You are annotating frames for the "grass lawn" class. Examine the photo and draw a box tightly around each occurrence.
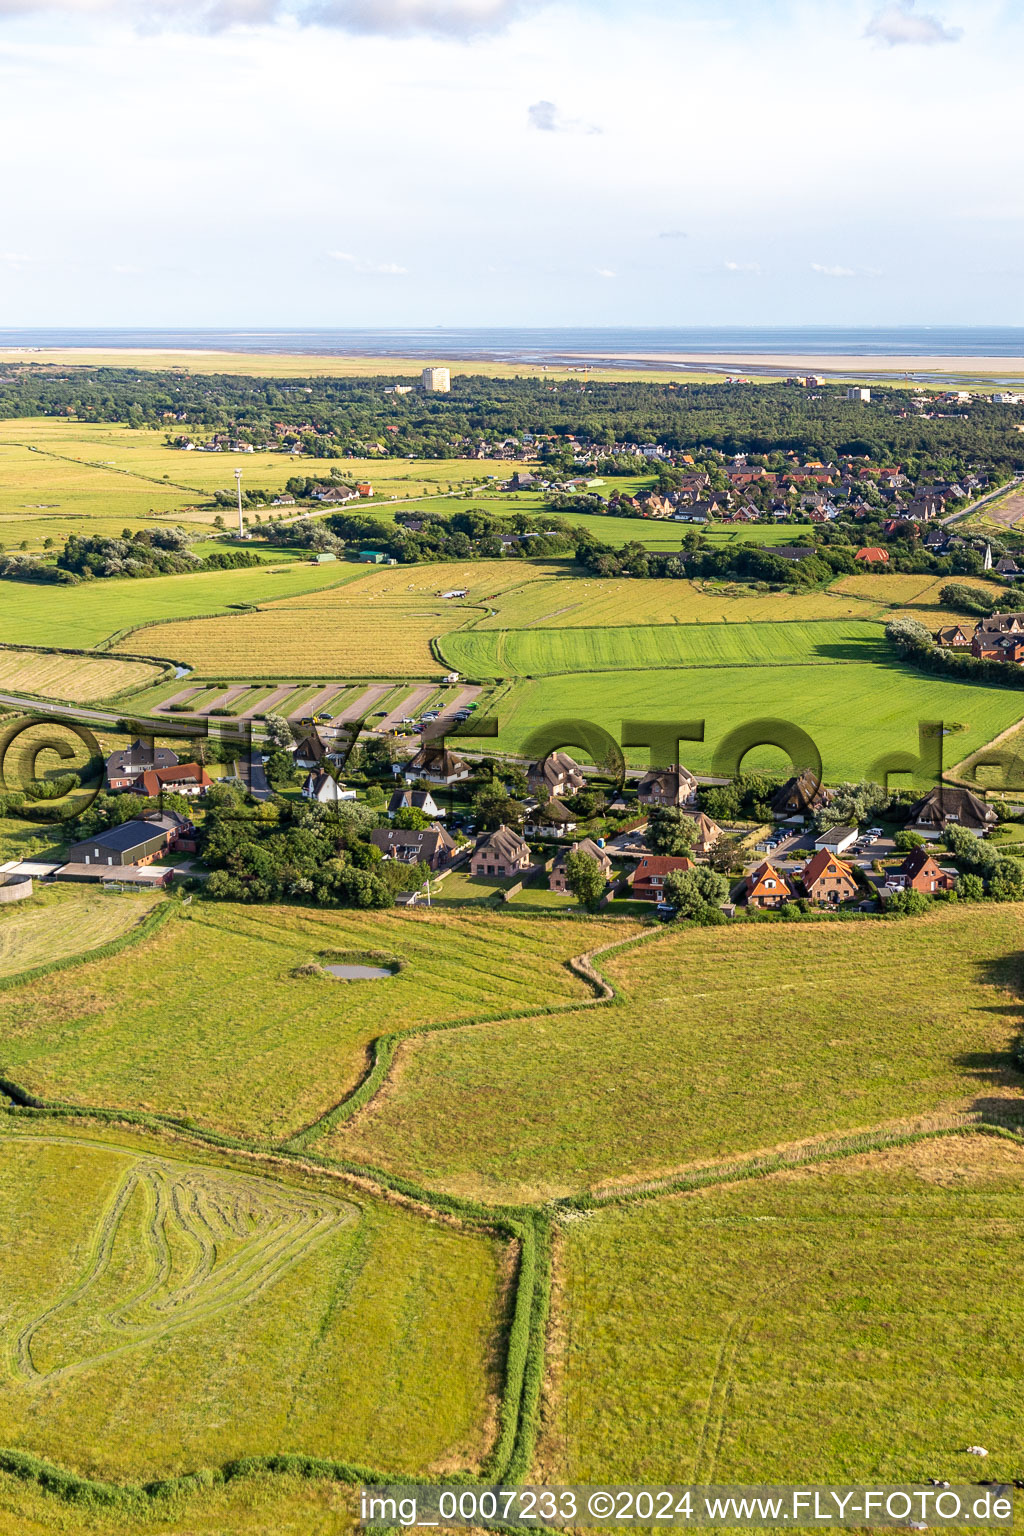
[327,904,1024,1201]
[461,659,1024,784]
[0,887,164,977]
[0,902,634,1142]
[429,871,522,905]
[536,1133,1024,1485]
[0,646,161,703]
[442,618,884,679]
[0,1122,504,1483]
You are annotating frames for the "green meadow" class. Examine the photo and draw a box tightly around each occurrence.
[328,905,1024,1202]
[459,658,1024,783]
[538,1133,1024,1486]
[1,901,628,1142]
[0,1124,504,1482]
[440,617,882,678]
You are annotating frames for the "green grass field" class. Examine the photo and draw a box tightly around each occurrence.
[1,901,633,1142]
[537,1133,1024,1485]
[0,561,361,651]
[459,658,1024,783]
[0,888,163,978]
[327,905,1024,1201]
[0,1123,504,1483]
[441,618,884,678]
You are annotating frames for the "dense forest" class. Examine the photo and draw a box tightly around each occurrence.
[1,364,1023,475]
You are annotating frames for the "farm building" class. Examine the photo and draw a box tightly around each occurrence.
[470,826,531,878]
[67,812,190,868]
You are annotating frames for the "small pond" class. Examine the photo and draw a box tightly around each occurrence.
[324,963,393,981]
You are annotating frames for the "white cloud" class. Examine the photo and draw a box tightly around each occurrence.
[724,259,761,274]
[0,0,528,35]
[594,267,616,278]
[811,262,857,277]
[328,251,408,274]
[657,229,688,240]
[865,0,962,47]
[527,98,600,134]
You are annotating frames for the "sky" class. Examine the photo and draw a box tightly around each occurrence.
[0,0,1020,327]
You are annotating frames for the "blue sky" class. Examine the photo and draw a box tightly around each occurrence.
[0,0,1019,326]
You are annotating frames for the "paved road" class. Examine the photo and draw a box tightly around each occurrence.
[941,476,1024,528]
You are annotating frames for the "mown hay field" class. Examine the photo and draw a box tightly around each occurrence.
[465,659,1024,783]
[2,902,639,1142]
[0,888,164,978]
[0,560,356,650]
[441,619,882,678]
[0,1124,504,1482]
[538,1134,1024,1485]
[119,561,535,677]
[328,904,1024,1201]
[0,646,161,701]
[476,574,881,630]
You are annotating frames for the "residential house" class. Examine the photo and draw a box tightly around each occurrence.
[293,732,329,770]
[971,631,1024,663]
[682,811,722,857]
[549,838,613,892]
[528,750,587,799]
[774,545,817,562]
[935,624,972,649]
[470,825,532,877]
[889,845,956,895]
[813,825,859,856]
[743,861,793,908]
[370,826,456,871]
[105,740,180,791]
[302,771,356,803]
[630,854,695,901]
[132,762,212,799]
[975,612,1024,636]
[996,556,1022,577]
[855,547,890,564]
[771,769,828,819]
[403,746,471,785]
[387,788,442,819]
[907,785,997,837]
[800,849,859,905]
[637,767,699,808]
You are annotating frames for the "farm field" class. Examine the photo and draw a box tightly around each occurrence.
[0,646,161,702]
[0,888,163,978]
[476,573,879,629]
[327,904,1024,1201]
[462,658,1024,782]
[441,618,883,679]
[0,560,359,650]
[0,1123,504,1482]
[536,1134,1024,1485]
[116,560,542,678]
[1,901,637,1142]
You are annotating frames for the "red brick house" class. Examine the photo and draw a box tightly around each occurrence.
[800,849,859,905]
[743,861,793,908]
[630,854,695,901]
[550,838,613,892]
[891,845,956,894]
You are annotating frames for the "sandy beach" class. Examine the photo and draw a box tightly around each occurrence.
[570,349,1024,380]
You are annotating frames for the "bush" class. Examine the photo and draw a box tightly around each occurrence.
[894,829,926,852]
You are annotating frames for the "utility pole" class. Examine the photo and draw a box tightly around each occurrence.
[234,468,244,538]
